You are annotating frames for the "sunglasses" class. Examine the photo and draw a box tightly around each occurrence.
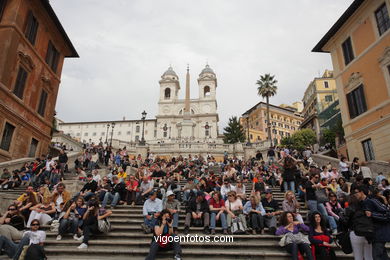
[8,208,16,211]
[31,223,40,226]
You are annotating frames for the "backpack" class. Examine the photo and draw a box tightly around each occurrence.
[98,218,111,233]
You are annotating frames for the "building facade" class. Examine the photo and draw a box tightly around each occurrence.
[0,0,78,162]
[313,0,390,161]
[300,70,338,141]
[58,64,221,145]
[240,102,303,145]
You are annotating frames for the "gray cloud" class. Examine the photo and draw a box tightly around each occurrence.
[52,0,353,129]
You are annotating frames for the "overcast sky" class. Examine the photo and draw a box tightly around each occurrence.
[52,0,353,130]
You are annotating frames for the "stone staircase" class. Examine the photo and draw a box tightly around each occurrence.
[1,176,388,259]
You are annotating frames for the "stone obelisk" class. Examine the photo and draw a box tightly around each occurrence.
[180,65,194,138]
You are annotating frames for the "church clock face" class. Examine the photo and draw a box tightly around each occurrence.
[163,106,171,114]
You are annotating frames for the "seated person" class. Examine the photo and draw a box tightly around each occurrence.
[145,209,182,260]
[282,191,304,224]
[102,176,125,208]
[57,197,87,241]
[184,191,210,235]
[75,174,98,201]
[209,191,228,235]
[77,200,112,249]
[125,175,139,206]
[261,189,281,234]
[309,212,337,260]
[97,176,111,201]
[243,195,266,234]
[225,191,248,234]
[220,179,236,201]
[0,204,25,241]
[182,178,197,202]
[138,176,154,204]
[0,219,46,260]
[15,186,39,221]
[252,175,266,198]
[142,191,163,234]
[27,196,56,227]
[235,180,246,202]
[163,191,180,233]
[276,211,313,260]
[324,192,342,235]
[51,183,71,214]
[0,168,12,189]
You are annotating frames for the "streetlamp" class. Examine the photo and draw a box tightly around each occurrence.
[109,122,115,147]
[105,123,110,144]
[140,111,147,145]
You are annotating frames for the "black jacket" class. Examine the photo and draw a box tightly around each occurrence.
[186,197,209,213]
[59,153,68,163]
[81,180,98,193]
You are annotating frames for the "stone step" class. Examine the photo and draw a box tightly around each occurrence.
[44,246,356,260]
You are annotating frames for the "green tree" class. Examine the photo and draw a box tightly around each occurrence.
[321,128,336,148]
[281,136,294,148]
[256,74,278,144]
[223,116,245,144]
[291,129,317,150]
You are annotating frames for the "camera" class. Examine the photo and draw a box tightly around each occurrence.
[166,218,172,223]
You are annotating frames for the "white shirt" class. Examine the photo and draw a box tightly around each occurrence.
[339,161,349,172]
[45,160,54,171]
[221,184,236,197]
[23,230,46,245]
[93,174,101,183]
[55,194,63,212]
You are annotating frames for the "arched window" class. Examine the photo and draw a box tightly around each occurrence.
[164,88,171,99]
[205,122,210,137]
[163,124,168,138]
[204,86,211,97]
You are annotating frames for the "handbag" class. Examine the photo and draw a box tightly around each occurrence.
[315,188,328,203]
[231,217,245,234]
[98,218,111,233]
[336,231,352,254]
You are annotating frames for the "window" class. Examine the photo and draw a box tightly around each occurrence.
[28,138,38,157]
[135,135,139,142]
[45,41,59,72]
[362,139,375,161]
[117,131,121,136]
[76,133,80,136]
[25,11,39,45]
[347,85,367,119]
[37,89,48,116]
[84,133,88,136]
[272,129,277,134]
[13,67,28,99]
[154,130,157,137]
[0,122,15,151]
[204,86,211,97]
[257,136,260,141]
[250,134,253,139]
[136,126,140,133]
[375,3,390,36]
[0,0,6,21]
[324,81,329,88]
[92,132,96,136]
[127,131,131,135]
[101,132,105,136]
[164,88,171,99]
[325,95,333,102]
[342,37,355,65]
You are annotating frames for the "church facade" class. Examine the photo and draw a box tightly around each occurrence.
[57,64,221,145]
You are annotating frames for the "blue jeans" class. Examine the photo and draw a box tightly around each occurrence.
[210,212,227,229]
[172,213,179,228]
[307,200,328,218]
[0,235,30,260]
[327,216,337,231]
[73,191,95,201]
[144,216,158,229]
[283,181,295,192]
[102,192,120,207]
[59,217,79,235]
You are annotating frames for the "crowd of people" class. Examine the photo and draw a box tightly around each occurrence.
[0,145,389,260]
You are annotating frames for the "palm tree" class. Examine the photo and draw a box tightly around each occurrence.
[256,74,278,144]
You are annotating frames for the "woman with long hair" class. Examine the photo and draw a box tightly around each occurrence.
[282,191,303,224]
[275,211,313,260]
[309,212,337,260]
